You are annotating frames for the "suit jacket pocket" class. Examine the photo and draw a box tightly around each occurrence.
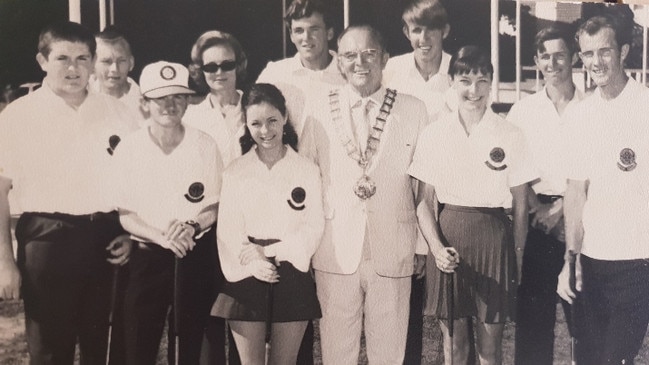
[397,209,417,223]
[15,214,75,244]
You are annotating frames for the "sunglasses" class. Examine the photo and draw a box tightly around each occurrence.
[200,60,237,73]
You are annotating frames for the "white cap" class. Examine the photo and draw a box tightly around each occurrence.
[139,61,195,98]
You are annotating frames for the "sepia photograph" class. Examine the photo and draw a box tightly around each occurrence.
[1,0,649,364]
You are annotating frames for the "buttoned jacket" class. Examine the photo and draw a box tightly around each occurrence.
[300,86,427,277]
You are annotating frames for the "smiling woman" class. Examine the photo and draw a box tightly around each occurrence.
[212,83,323,365]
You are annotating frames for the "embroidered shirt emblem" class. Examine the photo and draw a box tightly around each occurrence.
[184,182,205,203]
[485,147,507,171]
[287,187,306,211]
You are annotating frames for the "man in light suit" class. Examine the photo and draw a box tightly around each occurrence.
[300,25,428,364]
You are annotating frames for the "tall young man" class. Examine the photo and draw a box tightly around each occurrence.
[0,21,138,364]
[384,0,452,122]
[256,0,345,136]
[507,26,584,365]
[557,15,649,364]
[384,2,452,363]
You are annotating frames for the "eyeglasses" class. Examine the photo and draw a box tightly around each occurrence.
[200,60,237,73]
[578,48,615,61]
[339,49,380,63]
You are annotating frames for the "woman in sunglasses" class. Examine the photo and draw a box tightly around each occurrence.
[185,30,248,167]
[185,30,248,364]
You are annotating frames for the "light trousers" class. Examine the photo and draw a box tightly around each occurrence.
[315,259,411,365]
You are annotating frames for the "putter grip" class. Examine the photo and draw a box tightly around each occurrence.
[568,250,576,292]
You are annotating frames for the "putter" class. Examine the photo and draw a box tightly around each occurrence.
[248,236,279,365]
[173,257,181,365]
[105,265,120,365]
[446,249,456,365]
[568,250,577,365]
[447,271,454,365]
[264,272,274,365]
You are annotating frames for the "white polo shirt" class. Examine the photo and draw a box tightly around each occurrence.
[256,51,346,136]
[112,126,223,233]
[507,86,585,196]
[217,147,324,282]
[408,109,537,208]
[563,80,649,260]
[183,90,245,167]
[383,52,452,121]
[0,80,139,215]
[90,76,146,124]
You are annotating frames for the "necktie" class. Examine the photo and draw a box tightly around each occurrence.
[353,98,372,153]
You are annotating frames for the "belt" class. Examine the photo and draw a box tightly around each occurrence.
[537,194,562,204]
[443,204,505,215]
[23,211,117,225]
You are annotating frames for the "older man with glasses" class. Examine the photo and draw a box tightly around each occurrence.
[300,25,429,364]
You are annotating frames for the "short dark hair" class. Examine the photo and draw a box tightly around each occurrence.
[448,45,493,79]
[95,25,133,56]
[38,21,96,59]
[239,83,298,154]
[402,0,448,31]
[337,25,386,53]
[534,25,576,56]
[188,30,248,93]
[285,0,332,30]
[576,15,632,51]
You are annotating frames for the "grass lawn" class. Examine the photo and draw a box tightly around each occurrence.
[1,299,647,364]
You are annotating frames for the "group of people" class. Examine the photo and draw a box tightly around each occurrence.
[0,0,648,364]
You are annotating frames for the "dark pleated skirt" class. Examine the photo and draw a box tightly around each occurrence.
[211,262,321,323]
[423,204,517,323]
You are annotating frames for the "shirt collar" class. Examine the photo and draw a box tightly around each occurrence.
[346,84,385,108]
[290,50,339,75]
[207,89,243,112]
[593,78,642,103]
[450,107,498,135]
[41,77,90,111]
[407,51,452,81]
[540,84,586,106]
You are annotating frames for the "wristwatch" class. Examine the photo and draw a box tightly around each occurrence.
[185,220,201,237]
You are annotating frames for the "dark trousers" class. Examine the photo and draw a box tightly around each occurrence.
[576,255,649,365]
[124,228,220,365]
[515,225,571,365]
[15,211,124,365]
[404,276,424,365]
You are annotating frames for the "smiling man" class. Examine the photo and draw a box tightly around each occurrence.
[90,26,146,123]
[384,0,451,122]
[0,21,138,364]
[556,14,649,364]
[506,26,585,365]
[300,25,428,364]
[256,0,345,137]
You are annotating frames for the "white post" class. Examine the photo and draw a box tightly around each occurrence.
[344,0,350,29]
[99,0,107,31]
[69,0,81,23]
[491,0,500,102]
[515,0,521,101]
[109,0,115,25]
[282,0,287,58]
[643,6,648,85]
